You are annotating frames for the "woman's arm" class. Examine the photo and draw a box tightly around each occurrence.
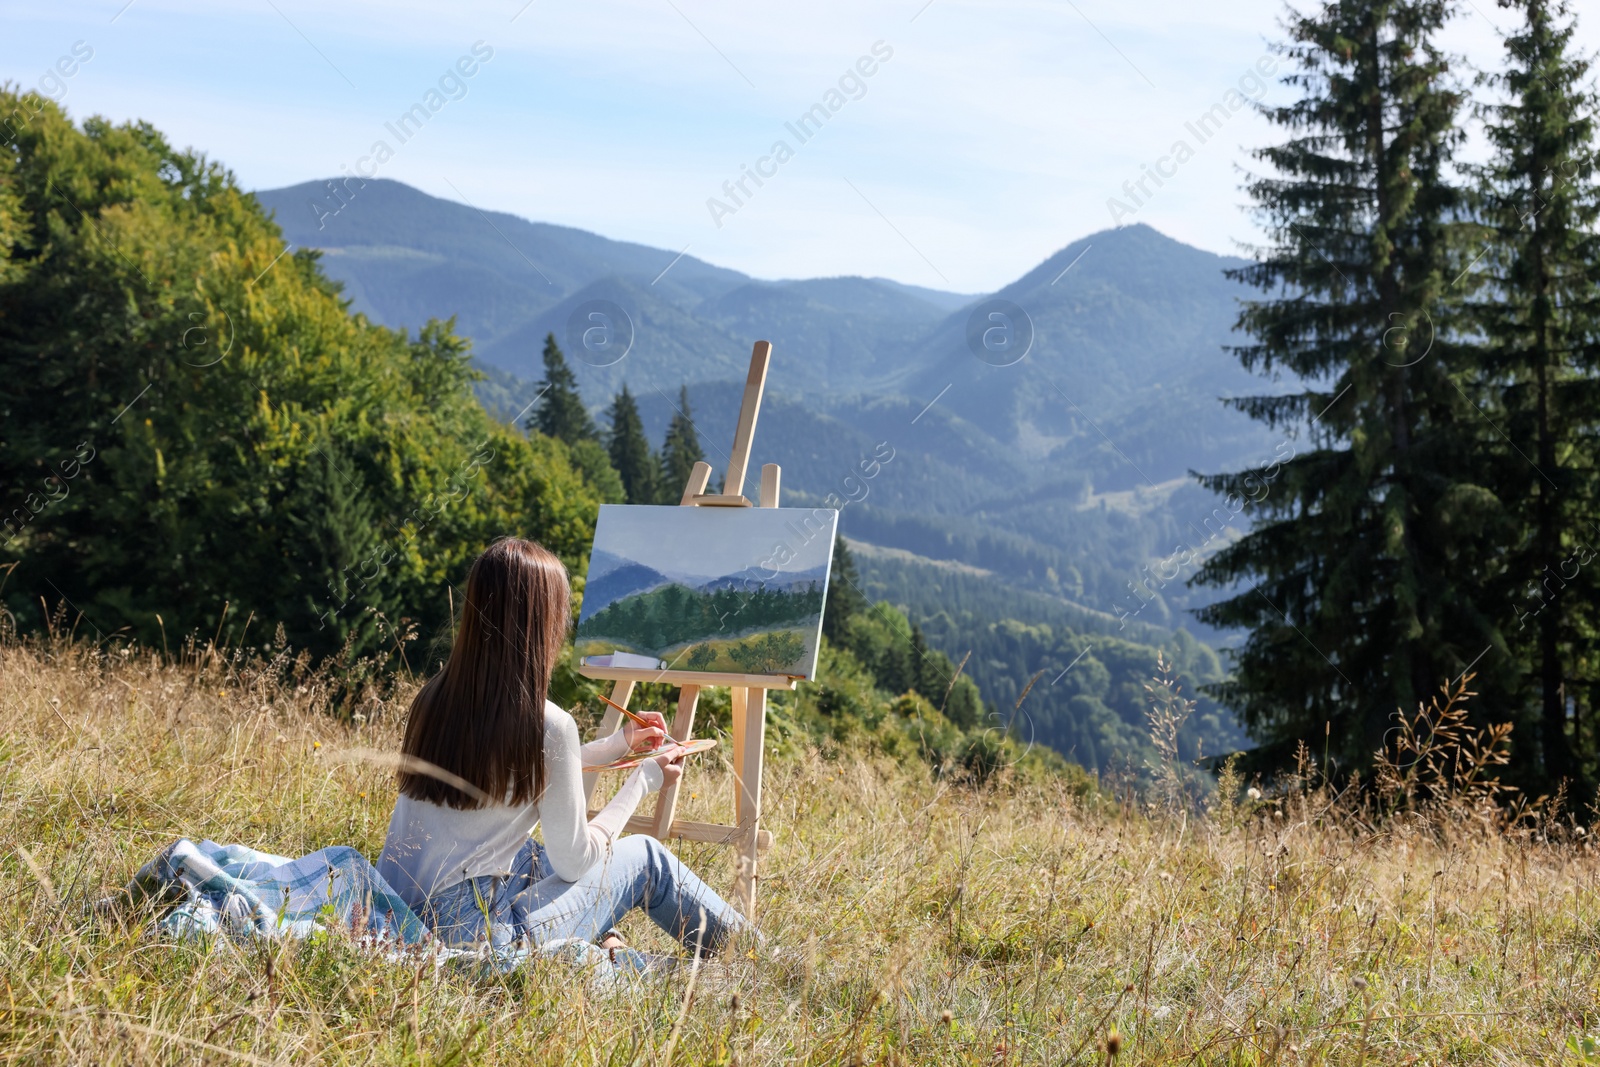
[580,727,631,765]
[540,710,662,881]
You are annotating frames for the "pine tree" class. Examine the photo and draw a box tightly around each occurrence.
[908,624,956,703]
[530,334,596,445]
[909,625,933,699]
[526,334,625,501]
[822,536,868,644]
[282,444,391,659]
[1193,0,1495,771]
[659,385,706,502]
[605,385,661,505]
[1471,0,1600,787]
[877,637,913,697]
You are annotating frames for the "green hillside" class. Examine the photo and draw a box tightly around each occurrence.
[847,540,1246,772]
[0,98,602,671]
[576,581,824,674]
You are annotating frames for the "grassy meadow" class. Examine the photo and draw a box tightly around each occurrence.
[2,634,1598,1065]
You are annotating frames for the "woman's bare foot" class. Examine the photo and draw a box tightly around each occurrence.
[597,929,627,960]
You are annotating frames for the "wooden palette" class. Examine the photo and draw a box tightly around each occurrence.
[583,736,718,773]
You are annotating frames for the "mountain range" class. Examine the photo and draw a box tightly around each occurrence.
[259,179,973,396]
[582,546,829,619]
[255,178,1286,760]
[257,178,1285,631]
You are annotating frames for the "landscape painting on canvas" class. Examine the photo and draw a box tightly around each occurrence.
[576,505,838,680]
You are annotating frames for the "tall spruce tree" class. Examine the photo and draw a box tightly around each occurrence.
[280,443,393,659]
[605,385,661,505]
[530,334,596,445]
[1193,0,1497,771]
[910,624,954,702]
[526,333,626,502]
[822,536,868,644]
[659,385,706,502]
[1471,0,1600,787]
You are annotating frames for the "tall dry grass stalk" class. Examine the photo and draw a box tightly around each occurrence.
[1,634,1598,1064]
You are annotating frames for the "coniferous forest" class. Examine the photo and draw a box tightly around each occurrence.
[1195,0,1600,795]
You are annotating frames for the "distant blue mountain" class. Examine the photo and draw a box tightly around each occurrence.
[583,557,829,618]
[697,563,828,594]
[580,562,670,618]
[253,179,965,399]
[584,548,633,583]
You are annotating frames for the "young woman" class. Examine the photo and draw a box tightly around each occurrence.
[376,537,748,956]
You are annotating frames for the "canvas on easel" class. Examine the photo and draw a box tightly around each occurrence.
[576,504,837,681]
[578,340,830,919]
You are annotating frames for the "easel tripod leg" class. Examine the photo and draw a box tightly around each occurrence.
[651,684,700,839]
[732,686,766,918]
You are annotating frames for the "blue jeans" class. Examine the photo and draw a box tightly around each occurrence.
[421,836,747,956]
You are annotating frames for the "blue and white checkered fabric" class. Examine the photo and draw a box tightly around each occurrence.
[120,838,649,982]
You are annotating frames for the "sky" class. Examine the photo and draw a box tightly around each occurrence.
[4,0,1596,294]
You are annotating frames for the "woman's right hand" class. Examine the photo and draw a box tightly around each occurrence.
[652,751,685,789]
[624,711,668,753]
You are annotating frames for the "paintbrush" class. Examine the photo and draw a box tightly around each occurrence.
[600,692,660,732]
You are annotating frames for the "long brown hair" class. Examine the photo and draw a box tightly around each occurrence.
[398,538,570,809]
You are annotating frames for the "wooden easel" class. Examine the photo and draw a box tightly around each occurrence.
[580,341,791,918]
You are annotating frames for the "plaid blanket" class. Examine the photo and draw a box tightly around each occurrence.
[123,838,425,944]
[120,838,648,981]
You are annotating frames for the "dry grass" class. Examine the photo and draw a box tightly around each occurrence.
[2,635,1599,1065]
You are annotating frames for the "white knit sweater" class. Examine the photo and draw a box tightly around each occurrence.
[376,701,662,909]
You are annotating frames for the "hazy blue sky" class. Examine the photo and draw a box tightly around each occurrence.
[4,1,1593,292]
